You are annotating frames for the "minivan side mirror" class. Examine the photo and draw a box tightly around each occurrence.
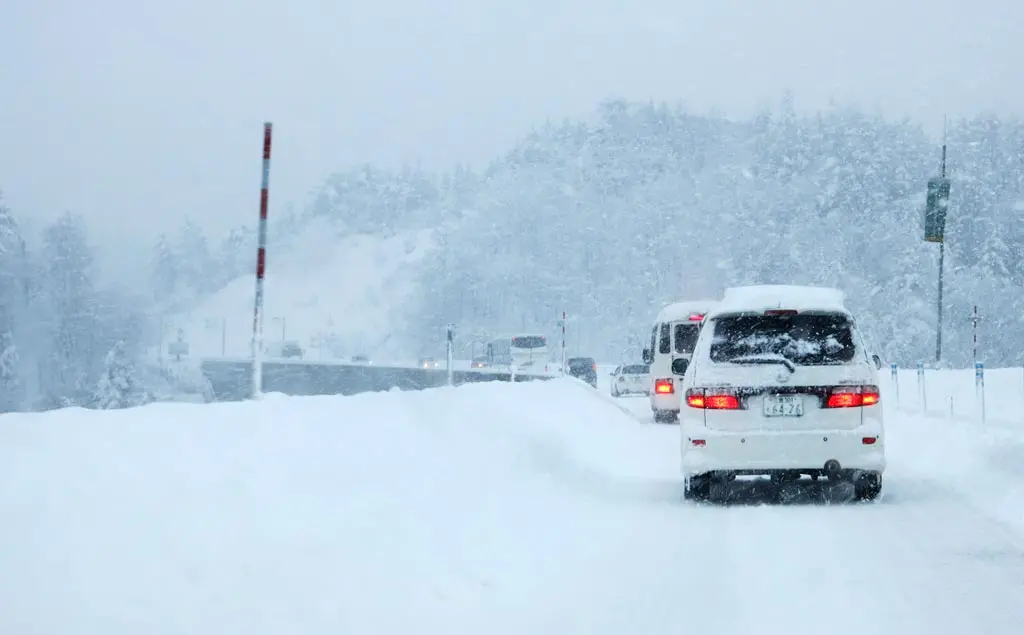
[871,354,882,370]
[642,348,652,364]
[671,358,689,375]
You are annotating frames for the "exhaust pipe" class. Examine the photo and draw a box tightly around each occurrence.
[823,459,842,480]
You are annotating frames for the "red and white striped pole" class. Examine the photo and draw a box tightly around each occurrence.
[251,122,272,398]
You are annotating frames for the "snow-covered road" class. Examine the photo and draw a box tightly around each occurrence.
[2,377,1023,634]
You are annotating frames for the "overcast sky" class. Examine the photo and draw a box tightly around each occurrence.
[1,0,1021,248]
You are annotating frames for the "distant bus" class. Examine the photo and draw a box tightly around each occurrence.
[486,334,548,369]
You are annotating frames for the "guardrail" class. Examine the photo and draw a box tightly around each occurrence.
[199,358,555,402]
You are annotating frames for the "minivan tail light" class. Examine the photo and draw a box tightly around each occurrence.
[825,385,881,408]
[706,394,740,409]
[654,378,674,394]
[686,388,741,410]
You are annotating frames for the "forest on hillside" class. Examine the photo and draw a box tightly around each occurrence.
[2,96,1023,410]
[306,98,1024,366]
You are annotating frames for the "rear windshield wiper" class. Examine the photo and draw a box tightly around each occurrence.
[727,354,796,373]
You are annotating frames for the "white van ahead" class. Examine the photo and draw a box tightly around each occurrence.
[642,300,720,423]
[678,285,884,502]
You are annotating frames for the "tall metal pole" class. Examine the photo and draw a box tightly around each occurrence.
[935,126,947,364]
[561,311,567,374]
[251,122,273,398]
[446,324,455,386]
[970,305,980,366]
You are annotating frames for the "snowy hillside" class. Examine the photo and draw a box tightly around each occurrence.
[3,377,1024,633]
[166,217,437,359]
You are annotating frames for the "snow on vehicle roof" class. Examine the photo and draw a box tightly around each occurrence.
[711,285,848,316]
[655,300,720,323]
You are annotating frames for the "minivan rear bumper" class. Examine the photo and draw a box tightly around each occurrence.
[651,389,681,411]
[680,428,886,477]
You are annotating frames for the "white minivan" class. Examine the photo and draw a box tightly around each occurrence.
[677,285,885,502]
[642,300,720,423]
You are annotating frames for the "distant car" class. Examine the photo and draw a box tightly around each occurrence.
[351,355,371,364]
[418,356,440,369]
[610,363,651,397]
[471,356,488,368]
[567,357,598,387]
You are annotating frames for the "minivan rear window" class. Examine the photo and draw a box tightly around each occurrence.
[673,324,700,354]
[623,364,649,374]
[710,313,857,365]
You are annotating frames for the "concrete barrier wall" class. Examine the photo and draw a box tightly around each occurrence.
[200,359,554,402]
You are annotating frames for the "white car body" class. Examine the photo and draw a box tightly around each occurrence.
[610,363,651,397]
[644,300,720,422]
[678,285,885,501]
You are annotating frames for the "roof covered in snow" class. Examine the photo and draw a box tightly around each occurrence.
[711,285,848,316]
[655,300,721,323]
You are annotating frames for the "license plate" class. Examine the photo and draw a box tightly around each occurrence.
[763,395,803,417]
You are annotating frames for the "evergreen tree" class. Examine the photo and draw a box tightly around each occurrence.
[0,193,27,410]
[33,212,98,407]
[150,232,178,302]
[94,340,151,409]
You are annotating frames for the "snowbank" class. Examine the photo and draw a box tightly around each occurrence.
[0,378,676,634]
[5,375,1024,633]
[884,368,1024,532]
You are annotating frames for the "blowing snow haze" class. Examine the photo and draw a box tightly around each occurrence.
[1,0,1021,241]
[7,3,1024,633]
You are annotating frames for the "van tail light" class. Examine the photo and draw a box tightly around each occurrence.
[686,388,741,409]
[825,385,881,408]
[654,378,674,394]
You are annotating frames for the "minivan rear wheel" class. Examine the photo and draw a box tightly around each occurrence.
[854,472,882,501]
[684,474,711,501]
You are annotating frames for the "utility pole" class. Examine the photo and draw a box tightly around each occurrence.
[936,137,946,363]
[924,116,951,364]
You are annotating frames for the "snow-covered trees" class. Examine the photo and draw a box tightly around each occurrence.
[0,201,162,411]
[0,193,27,411]
[397,100,1024,366]
[150,232,178,301]
[94,340,151,409]
[33,212,99,407]
[4,97,1024,409]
